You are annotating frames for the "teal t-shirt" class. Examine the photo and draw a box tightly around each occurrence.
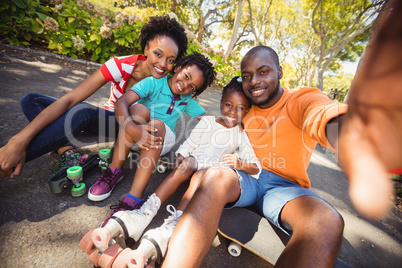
[131,76,205,134]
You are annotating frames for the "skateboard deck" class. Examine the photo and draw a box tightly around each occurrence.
[218,207,289,265]
[218,207,350,267]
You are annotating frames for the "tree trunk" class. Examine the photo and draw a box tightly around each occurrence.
[224,0,243,62]
[170,0,179,13]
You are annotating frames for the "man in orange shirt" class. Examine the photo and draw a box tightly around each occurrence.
[163,1,401,266]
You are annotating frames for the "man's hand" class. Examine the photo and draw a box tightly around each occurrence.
[338,0,402,218]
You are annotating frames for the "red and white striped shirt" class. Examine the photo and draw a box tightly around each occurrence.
[100,54,146,111]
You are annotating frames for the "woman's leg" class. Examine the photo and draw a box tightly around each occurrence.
[20,93,56,121]
[21,94,118,162]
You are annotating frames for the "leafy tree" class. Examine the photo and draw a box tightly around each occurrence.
[309,0,385,90]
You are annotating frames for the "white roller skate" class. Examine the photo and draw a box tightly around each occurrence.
[126,205,183,267]
[90,193,161,249]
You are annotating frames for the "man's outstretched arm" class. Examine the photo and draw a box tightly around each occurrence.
[337,0,402,218]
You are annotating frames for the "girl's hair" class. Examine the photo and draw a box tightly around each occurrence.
[140,15,188,61]
[173,52,216,97]
[221,76,243,98]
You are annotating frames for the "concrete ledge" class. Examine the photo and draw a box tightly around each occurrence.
[0,41,101,69]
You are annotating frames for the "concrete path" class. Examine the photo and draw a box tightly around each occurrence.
[0,43,400,267]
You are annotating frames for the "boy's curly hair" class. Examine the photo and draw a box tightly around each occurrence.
[140,15,188,61]
[174,52,216,97]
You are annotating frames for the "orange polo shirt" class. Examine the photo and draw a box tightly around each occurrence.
[242,87,348,189]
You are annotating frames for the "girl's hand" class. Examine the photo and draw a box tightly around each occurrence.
[222,154,242,170]
[0,139,26,178]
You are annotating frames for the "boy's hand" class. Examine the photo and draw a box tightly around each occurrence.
[338,1,402,219]
[222,154,242,170]
[132,125,163,151]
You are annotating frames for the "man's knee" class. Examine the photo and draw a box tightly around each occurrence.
[321,206,344,234]
[200,166,240,196]
[283,196,344,237]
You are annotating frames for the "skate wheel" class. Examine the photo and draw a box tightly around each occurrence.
[99,148,112,159]
[92,227,112,248]
[98,243,123,268]
[67,166,83,181]
[71,182,86,197]
[156,164,166,174]
[228,241,242,257]
[127,249,146,268]
[112,248,131,268]
[89,250,101,266]
[79,229,97,254]
[59,180,71,193]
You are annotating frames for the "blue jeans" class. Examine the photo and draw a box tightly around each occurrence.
[21,93,119,162]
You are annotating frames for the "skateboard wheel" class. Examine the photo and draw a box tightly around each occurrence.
[99,148,112,159]
[127,249,146,268]
[99,149,112,169]
[92,227,112,249]
[67,166,83,181]
[112,248,131,268]
[156,164,166,174]
[58,180,71,192]
[71,182,86,197]
[98,243,123,268]
[228,241,242,257]
[79,229,97,254]
[89,250,101,266]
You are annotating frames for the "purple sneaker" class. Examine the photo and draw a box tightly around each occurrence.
[101,196,143,227]
[88,166,124,201]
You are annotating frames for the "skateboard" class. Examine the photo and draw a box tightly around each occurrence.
[129,149,175,174]
[47,148,111,196]
[218,207,350,267]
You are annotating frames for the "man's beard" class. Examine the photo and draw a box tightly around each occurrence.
[250,80,281,107]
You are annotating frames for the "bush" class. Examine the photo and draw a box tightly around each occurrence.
[0,0,240,84]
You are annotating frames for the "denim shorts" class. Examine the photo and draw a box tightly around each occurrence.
[226,169,321,234]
